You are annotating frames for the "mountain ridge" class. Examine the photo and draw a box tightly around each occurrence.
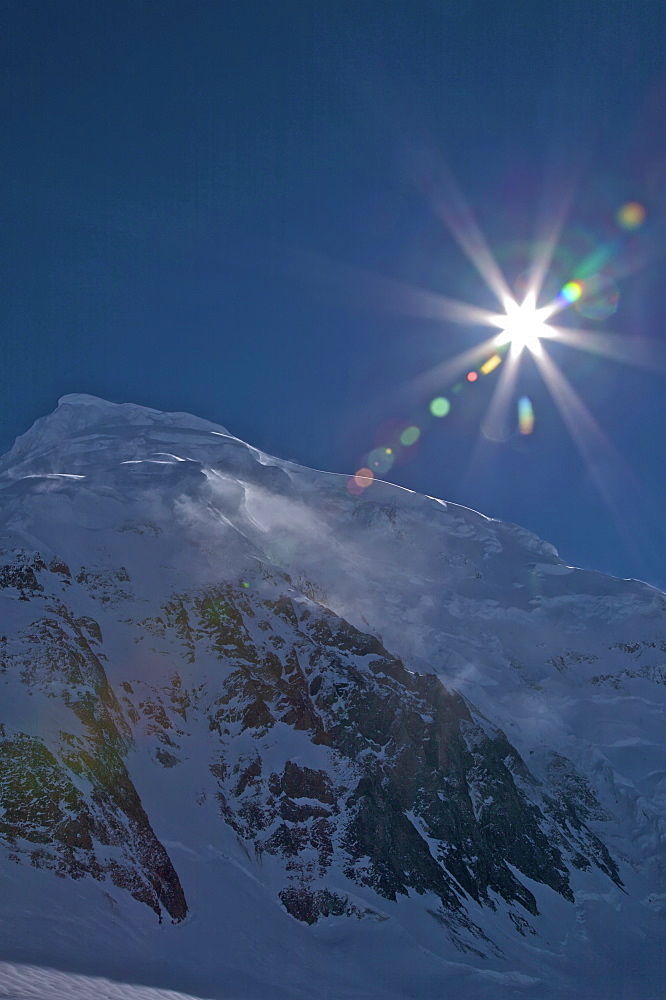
[1,396,665,1000]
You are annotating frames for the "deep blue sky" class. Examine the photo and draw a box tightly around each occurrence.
[1,0,666,588]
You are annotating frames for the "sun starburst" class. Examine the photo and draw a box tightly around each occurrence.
[491,293,553,355]
[290,164,661,549]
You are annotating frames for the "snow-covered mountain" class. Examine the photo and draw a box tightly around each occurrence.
[1,394,665,1000]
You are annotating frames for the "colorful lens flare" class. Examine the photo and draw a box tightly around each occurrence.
[466,371,478,382]
[429,396,451,417]
[561,281,583,303]
[574,274,619,321]
[400,426,421,446]
[368,446,394,474]
[617,201,646,230]
[354,467,374,486]
[480,354,502,375]
[518,396,535,435]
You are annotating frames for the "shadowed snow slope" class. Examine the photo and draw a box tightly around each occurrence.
[0,395,665,1000]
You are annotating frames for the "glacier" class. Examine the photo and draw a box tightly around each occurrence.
[0,394,664,1000]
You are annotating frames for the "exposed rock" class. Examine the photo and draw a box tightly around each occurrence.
[279,887,378,924]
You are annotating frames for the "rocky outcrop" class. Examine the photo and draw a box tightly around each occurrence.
[0,586,187,923]
[124,580,622,939]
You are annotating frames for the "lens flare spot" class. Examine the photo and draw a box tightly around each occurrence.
[575,274,619,320]
[561,281,583,303]
[430,396,451,417]
[400,426,421,446]
[466,371,478,382]
[518,396,535,435]
[367,447,394,474]
[617,201,646,230]
[452,383,463,393]
[480,354,502,375]
[353,467,374,487]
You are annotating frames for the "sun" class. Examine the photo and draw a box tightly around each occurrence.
[494,294,552,354]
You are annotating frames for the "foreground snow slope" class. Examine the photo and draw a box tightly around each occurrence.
[1,394,665,1000]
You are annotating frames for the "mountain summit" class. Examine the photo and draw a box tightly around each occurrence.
[1,396,664,1000]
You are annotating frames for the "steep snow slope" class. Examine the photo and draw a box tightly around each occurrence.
[1,394,665,1000]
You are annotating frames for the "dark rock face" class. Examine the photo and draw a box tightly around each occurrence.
[541,752,622,885]
[270,761,335,805]
[125,580,621,939]
[279,887,379,924]
[0,551,47,599]
[0,563,187,923]
[0,734,95,852]
[0,722,187,921]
